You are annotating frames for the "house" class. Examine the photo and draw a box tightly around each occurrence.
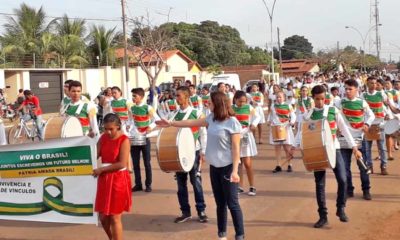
[115,48,204,86]
[279,59,320,77]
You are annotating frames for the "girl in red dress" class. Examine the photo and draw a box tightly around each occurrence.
[93,113,132,240]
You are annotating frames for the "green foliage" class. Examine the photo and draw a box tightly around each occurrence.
[281,35,313,60]
[88,25,120,66]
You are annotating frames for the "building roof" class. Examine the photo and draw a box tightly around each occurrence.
[114,48,202,71]
[279,59,319,77]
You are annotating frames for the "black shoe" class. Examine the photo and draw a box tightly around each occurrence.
[313,218,328,228]
[336,208,349,222]
[238,187,245,194]
[363,191,372,201]
[174,213,192,223]
[272,166,282,173]
[132,185,143,192]
[145,186,152,192]
[198,211,208,223]
[287,165,293,172]
[347,192,354,198]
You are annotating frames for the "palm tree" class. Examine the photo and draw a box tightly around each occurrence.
[88,25,120,66]
[1,3,53,54]
[53,14,86,37]
[52,34,87,68]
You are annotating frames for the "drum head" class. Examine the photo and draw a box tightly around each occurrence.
[384,119,400,135]
[322,120,336,168]
[62,117,84,138]
[176,128,196,172]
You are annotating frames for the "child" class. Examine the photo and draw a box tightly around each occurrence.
[233,91,260,196]
[250,84,265,144]
[129,88,160,192]
[267,91,296,173]
[93,113,132,240]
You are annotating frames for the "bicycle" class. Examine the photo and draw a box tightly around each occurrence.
[8,112,42,144]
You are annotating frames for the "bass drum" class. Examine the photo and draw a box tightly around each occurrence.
[156,127,195,173]
[43,116,84,140]
[301,119,336,172]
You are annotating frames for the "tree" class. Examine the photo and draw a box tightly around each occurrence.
[51,34,87,68]
[53,14,87,37]
[0,3,53,54]
[281,35,313,60]
[88,25,120,66]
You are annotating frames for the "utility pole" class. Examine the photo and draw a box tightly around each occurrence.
[337,41,340,65]
[121,0,130,98]
[374,0,381,60]
[277,27,283,75]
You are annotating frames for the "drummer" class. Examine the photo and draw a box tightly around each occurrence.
[163,90,178,120]
[267,91,296,173]
[360,77,390,175]
[129,88,160,193]
[232,90,260,196]
[335,79,375,200]
[306,85,361,228]
[64,81,99,138]
[110,86,133,134]
[172,86,208,224]
[60,79,89,115]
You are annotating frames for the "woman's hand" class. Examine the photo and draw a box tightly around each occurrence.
[92,168,103,177]
[155,118,171,128]
[230,172,240,183]
[352,147,362,160]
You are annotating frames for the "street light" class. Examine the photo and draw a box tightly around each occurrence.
[96,56,100,68]
[345,24,382,71]
[261,0,277,77]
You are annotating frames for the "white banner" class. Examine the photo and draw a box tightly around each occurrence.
[0,137,98,224]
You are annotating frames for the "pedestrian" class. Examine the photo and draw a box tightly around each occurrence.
[93,113,132,240]
[157,91,245,240]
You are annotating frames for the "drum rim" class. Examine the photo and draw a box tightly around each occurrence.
[177,128,196,172]
[321,119,336,169]
[156,127,181,173]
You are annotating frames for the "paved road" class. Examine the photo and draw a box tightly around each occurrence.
[0,126,399,240]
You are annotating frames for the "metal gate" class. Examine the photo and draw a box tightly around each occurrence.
[29,72,62,113]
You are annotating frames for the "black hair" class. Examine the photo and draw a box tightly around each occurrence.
[68,80,82,91]
[217,82,225,88]
[189,84,196,89]
[344,79,359,88]
[111,86,122,92]
[330,86,339,92]
[64,79,74,85]
[103,113,122,130]
[233,90,247,101]
[23,90,32,96]
[367,76,376,82]
[131,87,145,97]
[377,78,385,86]
[311,85,326,97]
[176,86,190,97]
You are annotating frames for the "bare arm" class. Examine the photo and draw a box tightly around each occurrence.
[230,133,241,183]
[156,118,208,128]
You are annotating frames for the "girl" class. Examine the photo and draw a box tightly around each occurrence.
[157,92,244,240]
[267,91,296,173]
[111,86,132,134]
[163,91,178,119]
[294,86,314,147]
[93,113,132,240]
[233,91,260,196]
[250,84,265,144]
[101,87,114,118]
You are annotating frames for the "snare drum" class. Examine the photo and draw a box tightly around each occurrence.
[156,127,195,173]
[43,116,83,140]
[129,134,147,146]
[338,136,362,149]
[364,124,381,141]
[301,119,336,171]
[271,124,287,142]
[384,119,400,135]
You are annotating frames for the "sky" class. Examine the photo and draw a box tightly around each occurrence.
[1,0,399,62]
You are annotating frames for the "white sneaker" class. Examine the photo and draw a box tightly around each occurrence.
[248,187,256,196]
[218,237,227,240]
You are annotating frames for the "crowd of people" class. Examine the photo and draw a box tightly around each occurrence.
[1,71,400,240]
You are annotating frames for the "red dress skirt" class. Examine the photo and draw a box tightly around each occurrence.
[95,134,132,215]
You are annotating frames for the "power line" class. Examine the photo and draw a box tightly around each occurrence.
[0,12,121,22]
